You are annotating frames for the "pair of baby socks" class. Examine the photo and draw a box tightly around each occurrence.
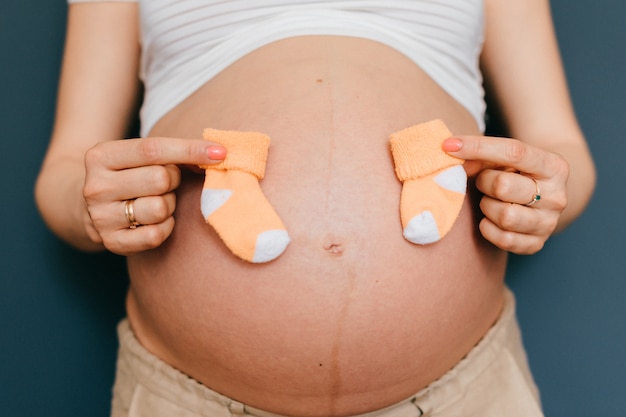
[200,119,466,263]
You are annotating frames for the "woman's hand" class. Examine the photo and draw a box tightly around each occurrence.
[443,135,569,255]
[83,137,226,256]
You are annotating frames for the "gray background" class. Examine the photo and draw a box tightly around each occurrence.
[1,0,625,415]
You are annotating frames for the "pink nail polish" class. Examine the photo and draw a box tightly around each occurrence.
[442,138,463,152]
[207,145,226,160]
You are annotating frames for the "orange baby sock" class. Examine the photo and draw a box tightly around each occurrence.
[389,119,467,245]
[200,129,290,263]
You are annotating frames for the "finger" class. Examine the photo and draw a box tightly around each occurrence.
[476,169,539,206]
[479,218,545,255]
[86,164,181,203]
[444,136,548,179]
[89,137,226,170]
[120,193,176,228]
[479,196,543,235]
[113,164,182,200]
[104,218,176,256]
[480,195,560,239]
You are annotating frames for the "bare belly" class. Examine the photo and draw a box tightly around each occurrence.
[126,36,507,417]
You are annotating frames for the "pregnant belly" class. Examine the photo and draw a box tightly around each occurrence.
[126,36,507,416]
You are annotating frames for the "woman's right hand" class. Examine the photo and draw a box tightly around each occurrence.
[83,137,226,256]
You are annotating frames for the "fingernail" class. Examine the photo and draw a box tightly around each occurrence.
[442,138,463,152]
[207,145,226,160]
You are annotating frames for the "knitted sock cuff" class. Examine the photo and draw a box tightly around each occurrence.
[389,119,464,181]
[202,128,270,179]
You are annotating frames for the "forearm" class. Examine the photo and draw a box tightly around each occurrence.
[35,155,105,252]
[35,3,141,251]
[481,0,597,232]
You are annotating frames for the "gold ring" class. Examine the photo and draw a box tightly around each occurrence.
[524,177,541,207]
[124,199,141,229]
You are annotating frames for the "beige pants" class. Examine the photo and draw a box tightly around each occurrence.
[111,289,544,417]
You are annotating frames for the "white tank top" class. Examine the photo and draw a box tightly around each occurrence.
[68,0,486,135]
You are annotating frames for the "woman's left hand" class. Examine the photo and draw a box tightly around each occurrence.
[443,135,569,254]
